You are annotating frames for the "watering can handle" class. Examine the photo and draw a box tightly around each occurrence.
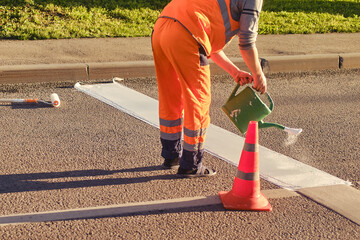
[227,84,274,111]
[226,83,241,103]
[265,91,274,111]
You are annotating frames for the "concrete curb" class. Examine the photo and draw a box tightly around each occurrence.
[0,63,88,84]
[1,54,360,84]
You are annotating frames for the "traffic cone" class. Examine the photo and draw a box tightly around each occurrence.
[219,121,272,211]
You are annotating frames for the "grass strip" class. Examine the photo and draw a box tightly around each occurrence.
[0,0,359,40]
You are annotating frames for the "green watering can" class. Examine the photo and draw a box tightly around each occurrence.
[222,84,302,135]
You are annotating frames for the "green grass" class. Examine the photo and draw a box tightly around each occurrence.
[260,0,360,34]
[0,0,359,40]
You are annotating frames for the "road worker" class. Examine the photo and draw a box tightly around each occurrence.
[152,0,267,177]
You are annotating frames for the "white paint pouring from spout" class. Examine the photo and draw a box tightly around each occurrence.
[75,80,350,191]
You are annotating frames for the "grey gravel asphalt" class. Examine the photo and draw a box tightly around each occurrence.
[0,33,359,238]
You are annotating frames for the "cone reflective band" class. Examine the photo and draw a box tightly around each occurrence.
[50,93,60,107]
[219,121,272,211]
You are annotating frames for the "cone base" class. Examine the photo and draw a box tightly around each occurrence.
[219,190,272,211]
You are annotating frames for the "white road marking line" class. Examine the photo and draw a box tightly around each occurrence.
[0,189,298,226]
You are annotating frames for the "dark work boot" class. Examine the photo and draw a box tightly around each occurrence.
[177,165,216,178]
[162,158,180,169]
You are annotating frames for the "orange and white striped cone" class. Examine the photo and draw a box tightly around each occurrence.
[219,121,272,211]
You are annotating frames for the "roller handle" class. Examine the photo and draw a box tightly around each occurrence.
[0,99,38,103]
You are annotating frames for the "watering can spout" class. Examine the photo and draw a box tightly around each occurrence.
[258,121,285,130]
[258,121,303,136]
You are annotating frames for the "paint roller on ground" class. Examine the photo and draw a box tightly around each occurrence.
[0,93,61,107]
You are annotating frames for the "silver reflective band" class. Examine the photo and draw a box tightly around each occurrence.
[243,142,258,152]
[184,127,207,138]
[217,0,240,43]
[236,170,259,181]
[159,117,183,127]
[160,131,182,141]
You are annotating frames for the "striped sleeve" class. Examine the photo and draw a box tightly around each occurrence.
[237,0,263,50]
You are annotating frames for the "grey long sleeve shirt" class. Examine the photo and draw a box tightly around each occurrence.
[230,0,263,50]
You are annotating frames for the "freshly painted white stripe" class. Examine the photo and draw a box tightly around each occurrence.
[205,125,351,190]
[75,80,159,128]
[75,81,350,190]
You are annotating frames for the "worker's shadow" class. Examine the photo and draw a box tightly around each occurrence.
[0,167,227,224]
[0,166,175,194]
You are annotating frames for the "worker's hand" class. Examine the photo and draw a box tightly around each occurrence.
[233,70,253,86]
[252,72,267,94]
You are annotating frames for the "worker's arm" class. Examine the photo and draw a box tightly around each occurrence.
[240,46,267,94]
[236,0,266,93]
[210,50,253,86]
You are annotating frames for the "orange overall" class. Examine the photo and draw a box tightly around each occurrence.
[152,0,261,170]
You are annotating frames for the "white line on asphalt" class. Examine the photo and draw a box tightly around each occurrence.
[0,189,298,226]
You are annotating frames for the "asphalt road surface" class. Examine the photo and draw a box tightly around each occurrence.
[0,68,359,239]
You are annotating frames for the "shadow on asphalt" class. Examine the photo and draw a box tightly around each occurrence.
[0,167,176,194]
[0,102,53,109]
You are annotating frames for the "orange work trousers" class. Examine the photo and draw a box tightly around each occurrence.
[152,17,211,170]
